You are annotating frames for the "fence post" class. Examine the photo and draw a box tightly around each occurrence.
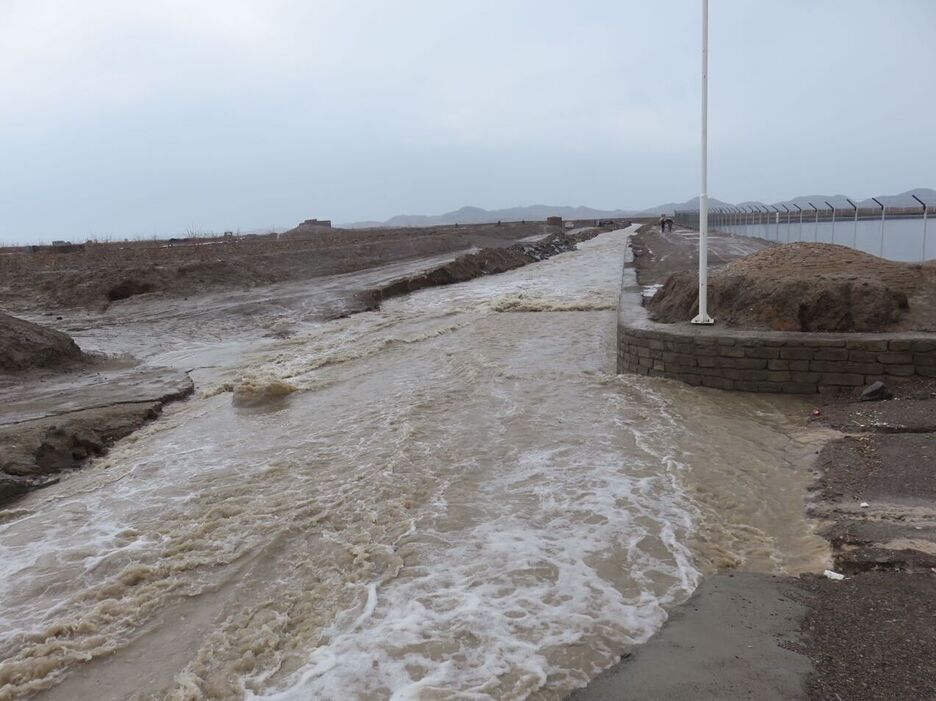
[770,205,780,242]
[793,204,803,242]
[825,201,836,245]
[872,196,885,257]
[808,202,818,242]
[911,195,928,262]
[846,198,858,249]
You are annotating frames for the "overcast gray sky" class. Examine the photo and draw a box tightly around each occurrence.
[1,0,934,243]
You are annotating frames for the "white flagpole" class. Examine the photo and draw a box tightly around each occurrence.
[693,0,714,324]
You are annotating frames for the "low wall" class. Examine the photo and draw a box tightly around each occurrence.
[617,254,936,395]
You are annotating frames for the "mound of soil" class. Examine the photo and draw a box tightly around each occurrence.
[647,243,936,332]
[0,313,85,371]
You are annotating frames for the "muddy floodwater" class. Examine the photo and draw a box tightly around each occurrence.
[0,229,828,700]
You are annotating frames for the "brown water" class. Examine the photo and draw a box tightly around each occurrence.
[0,228,827,700]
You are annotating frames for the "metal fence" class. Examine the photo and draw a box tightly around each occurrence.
[674,201,932,262]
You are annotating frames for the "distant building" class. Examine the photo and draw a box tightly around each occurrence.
[52,241,81,253]
[546,216,563,226]
[280,218,334,240]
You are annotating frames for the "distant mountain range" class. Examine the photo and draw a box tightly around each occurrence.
[344,205,636,229]
[342,188,935,228]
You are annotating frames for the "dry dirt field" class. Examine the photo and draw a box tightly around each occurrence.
[0,222,553,311]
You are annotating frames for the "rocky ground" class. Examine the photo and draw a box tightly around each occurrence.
[571,226,936,700]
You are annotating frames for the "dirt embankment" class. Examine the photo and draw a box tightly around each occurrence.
[0,313,194,506]
[0,222,552,311]
[645,242,936,332]
[1,402,160,504]
[364,230,601,306]
[0,369,194,506]
[0,313,86,372]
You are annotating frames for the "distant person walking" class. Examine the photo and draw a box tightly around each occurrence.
[659,214,666,233]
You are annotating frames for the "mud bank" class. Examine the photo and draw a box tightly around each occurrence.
[0,363,194,506]
[362,230,602,308]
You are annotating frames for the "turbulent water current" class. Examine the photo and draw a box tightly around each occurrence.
[0,228,828,700]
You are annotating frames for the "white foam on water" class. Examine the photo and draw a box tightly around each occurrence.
[249,438,700,700]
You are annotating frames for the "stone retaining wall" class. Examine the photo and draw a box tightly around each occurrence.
[617,257,936,394]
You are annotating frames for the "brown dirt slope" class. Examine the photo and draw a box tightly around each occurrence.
[0,313,85,372]
[0,368,194,506]
[647,243,936,332]
[0,402,162,505]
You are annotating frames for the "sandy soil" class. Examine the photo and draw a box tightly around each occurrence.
[646,240,936,332]
[0,222,553,311]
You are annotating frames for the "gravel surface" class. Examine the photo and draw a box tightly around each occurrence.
[792,572,936,701]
